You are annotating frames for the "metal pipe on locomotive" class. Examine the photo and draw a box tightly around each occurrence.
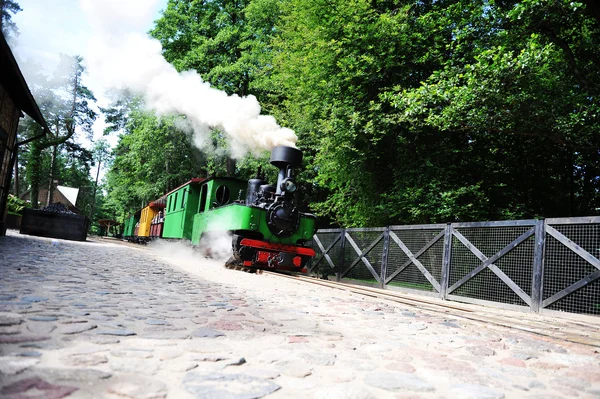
[122,146,317,272]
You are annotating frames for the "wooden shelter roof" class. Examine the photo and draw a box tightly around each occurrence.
[98,219,120,227]
[0,33,49,132]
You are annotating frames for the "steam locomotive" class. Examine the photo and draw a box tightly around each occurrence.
[122,146,317,271]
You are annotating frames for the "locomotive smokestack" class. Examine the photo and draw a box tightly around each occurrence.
[270,146,302,195]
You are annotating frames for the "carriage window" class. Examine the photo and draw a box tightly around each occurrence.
[198,185,208,213]
[181,189,187,209]
[174,193,178,210]
[215,185,230,206]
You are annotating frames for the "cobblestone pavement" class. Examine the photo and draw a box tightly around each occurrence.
[1,230,599,399]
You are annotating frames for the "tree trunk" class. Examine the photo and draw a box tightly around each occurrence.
[226,157,236,177]
[29,141,41,209]
[47,144,58,206]
[165,156,170,191]
[0,1,5,32]
[568,151,575,217]
[88,159,102,223]
[13,146,18,197]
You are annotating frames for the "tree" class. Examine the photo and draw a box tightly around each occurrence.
[103,100,208,220]
[88,138,111,223]
[269,0,600,226]
[102,0,600,227]
[0,0,21,38]
[151,0,274,175]
[384,0,600,219]
[25,55,97,208]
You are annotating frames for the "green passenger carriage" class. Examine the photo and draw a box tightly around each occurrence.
[122,212,140,240]
[162,178,205,240]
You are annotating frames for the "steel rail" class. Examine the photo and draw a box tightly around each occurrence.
[263,271,600,347]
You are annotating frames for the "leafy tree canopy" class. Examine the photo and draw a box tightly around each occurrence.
[100,0,600,227]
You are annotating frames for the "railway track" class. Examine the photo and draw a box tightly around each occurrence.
[263,271,600,348]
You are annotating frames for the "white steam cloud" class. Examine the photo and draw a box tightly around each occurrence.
[147,231,233,265]
[80,0,297,158]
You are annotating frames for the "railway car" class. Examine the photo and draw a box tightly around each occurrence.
[136,197,166,242]
[150,210,164,239]
[162,178,206,240]
[121,146,317,271]
[122,212,140,241]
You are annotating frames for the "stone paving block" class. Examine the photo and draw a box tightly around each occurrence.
[161,360,199,372]
[0,356,40,374]
[107,376,168,399]
[65,353,109,366]
[191,327,225,338]
[110,357,160,375]
[0,326,21,335]
[36,367,113,382]
[312,384,377,399]
[111,348,154,358]
[0,334,50,344]
[275,360,313,378]
[29,316,58,321]
[19,341,60,349]
[449,383,505,399]
[95,328,136,336]
[363,371,435,392]
[0,377,78,399]
[143,331,190,340]
[58,322,97,334]
[299,352,337,366]
[0,312,23,326]
[183,372,280,399]
[27,321,56,334]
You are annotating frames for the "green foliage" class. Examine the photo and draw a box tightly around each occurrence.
[268,0,600,226]
[102,0,600,228]
[19,55,97,209]
[6,194,28,215]
[104,100,208,220]
[151,0,253,96]
[1,0,21,38]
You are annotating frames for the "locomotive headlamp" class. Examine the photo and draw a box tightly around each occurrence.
[281,178,297,193]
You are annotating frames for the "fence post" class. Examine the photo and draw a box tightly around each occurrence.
[440,223,453,300]
[531,219,546,313]
[380,226,390,289]
[337,229,346,282]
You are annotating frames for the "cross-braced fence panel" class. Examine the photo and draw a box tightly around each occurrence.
[542,221,600,315]
[385,227,445,292]
[342,229,385,285]
[311,230,344,279]
[310,217,600,317]
[448,223,535,307]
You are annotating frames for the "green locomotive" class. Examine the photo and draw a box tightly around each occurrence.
[123,146,317,271]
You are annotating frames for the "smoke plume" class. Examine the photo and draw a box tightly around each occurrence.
[80,0,297,158]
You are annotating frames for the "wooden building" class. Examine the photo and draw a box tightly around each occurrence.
[20,184,81,214]
[0,32,49,235]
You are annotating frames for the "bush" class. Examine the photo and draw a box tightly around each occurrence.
[7,195,29,215]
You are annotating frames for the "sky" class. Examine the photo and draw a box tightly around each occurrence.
[10,0,168,148]
[9,0,298,185]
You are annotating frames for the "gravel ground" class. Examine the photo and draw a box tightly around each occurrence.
[0,230,599,399]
